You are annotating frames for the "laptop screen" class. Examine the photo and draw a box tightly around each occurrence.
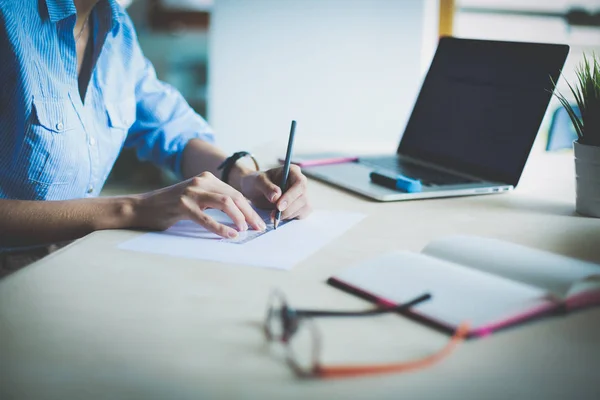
[398,37,569,186]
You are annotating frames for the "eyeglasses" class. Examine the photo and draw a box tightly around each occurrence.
[264,290,470,379]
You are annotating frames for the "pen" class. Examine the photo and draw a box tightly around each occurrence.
[274,120,297,229]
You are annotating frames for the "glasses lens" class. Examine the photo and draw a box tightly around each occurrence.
[287,318,320,376]
[265,290,288,341]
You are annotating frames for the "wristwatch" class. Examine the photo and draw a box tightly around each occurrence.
[217,151,260,184]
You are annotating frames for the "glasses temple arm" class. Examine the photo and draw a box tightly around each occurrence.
[315,321,470,379]
[296,293,431,318]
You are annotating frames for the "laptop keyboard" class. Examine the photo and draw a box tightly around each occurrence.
[360,156,477,186]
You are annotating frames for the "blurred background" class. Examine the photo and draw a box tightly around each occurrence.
[103,0,600,194]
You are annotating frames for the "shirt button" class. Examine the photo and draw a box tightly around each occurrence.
[87,186,94,194]
[56,122,64,131]
[89,137,96,146]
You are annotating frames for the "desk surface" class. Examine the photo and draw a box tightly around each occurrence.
[1,151,600,400]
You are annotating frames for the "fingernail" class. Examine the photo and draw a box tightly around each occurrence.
[270,192,278,202]
[228,230,238,238]
[278,201,288,211]
[259,220,267,231]
[241,222,248,231]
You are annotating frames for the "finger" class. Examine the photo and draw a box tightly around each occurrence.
[286,204,313,221]
[234,197,267,231]
[182,184,248,231]
[277,167,307,212]
[257,173,282,204]
[202,193,249,232]
[180,196,239,238]
[207,177,266,231]
[281,194,307,220]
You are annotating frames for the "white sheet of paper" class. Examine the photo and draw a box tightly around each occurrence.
[118,209,365,270]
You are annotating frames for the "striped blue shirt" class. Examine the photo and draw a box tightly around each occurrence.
[0,0,214,201]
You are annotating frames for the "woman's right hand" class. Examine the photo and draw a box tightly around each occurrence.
[131,172,267,238]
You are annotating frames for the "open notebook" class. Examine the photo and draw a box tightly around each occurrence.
[328,236,600,337]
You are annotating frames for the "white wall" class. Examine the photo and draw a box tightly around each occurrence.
[208,0,433,155]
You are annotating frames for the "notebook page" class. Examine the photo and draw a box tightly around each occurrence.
[423,236,600,299]
[332,251,552,331]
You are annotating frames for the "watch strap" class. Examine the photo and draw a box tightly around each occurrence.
[217,151,260,184]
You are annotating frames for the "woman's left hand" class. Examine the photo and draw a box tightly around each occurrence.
[239,165,312,221]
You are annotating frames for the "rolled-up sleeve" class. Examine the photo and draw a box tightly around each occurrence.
[124,47,214,178]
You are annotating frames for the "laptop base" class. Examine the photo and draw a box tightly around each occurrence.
[303,161,513,202]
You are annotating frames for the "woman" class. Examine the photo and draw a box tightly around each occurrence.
[0,0,311,274]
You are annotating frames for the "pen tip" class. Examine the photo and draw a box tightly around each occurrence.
[274,220,279,230]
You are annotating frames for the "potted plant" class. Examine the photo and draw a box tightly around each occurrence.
[553,53,600,217]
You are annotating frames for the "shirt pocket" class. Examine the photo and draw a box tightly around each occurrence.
[21,97,81,186]
[105,97,136,145]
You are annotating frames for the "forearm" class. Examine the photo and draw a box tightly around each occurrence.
[0,197,137,247]
[181,139,254,192]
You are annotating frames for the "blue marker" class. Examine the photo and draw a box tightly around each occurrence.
[369,171,423,193]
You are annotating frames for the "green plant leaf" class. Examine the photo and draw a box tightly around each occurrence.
[557,52,600,146]
[556,95,584,140]
[551,76,584,140]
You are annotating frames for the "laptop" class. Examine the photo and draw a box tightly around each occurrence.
[302,37,569,201]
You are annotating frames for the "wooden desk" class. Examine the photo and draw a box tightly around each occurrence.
[1,151,599,400]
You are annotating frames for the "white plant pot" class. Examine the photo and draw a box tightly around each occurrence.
[574,141,600,218]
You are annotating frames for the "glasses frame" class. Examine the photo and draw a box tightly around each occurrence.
[263,289,463,378]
